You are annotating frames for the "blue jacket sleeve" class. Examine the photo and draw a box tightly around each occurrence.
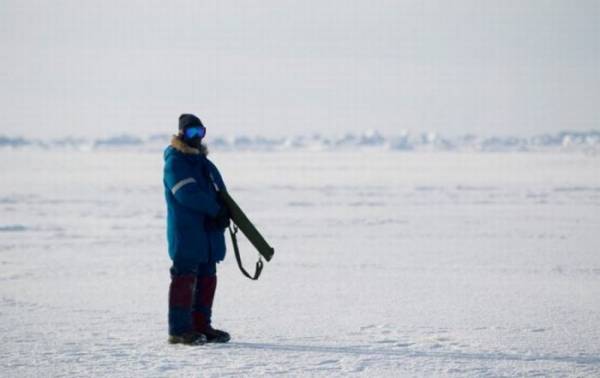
[207,160,227,192]
[164,157,220,217]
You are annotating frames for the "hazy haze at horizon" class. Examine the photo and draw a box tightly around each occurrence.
[1,0,599,139]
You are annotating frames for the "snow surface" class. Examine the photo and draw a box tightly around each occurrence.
[1,148,599,377]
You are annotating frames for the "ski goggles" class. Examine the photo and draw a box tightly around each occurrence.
[184,126,206,139]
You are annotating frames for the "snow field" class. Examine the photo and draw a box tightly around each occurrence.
[1,149,599,377]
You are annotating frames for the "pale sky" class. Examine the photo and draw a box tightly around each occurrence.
[1,0,599,138]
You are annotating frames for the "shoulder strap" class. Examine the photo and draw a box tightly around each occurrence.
[229,225,264,280]
[207,170,264,280]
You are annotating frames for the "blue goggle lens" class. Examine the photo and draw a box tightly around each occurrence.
[184,126,206,139]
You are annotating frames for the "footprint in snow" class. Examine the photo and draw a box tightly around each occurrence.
[375,339,396,344]
[359,325,377,331]
[317,359,338,365]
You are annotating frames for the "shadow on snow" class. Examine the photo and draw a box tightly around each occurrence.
[225,342,600,366]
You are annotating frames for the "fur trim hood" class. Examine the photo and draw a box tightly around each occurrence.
[170,135,208,156]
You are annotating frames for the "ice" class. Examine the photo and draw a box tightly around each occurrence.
[1,130,600,153]
[1,149,599,376]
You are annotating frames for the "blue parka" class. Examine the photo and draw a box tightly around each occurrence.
[163,137,228,264]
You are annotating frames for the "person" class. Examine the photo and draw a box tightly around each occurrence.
[163,113,231,345]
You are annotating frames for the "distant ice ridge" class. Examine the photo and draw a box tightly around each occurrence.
[1,130,599,153]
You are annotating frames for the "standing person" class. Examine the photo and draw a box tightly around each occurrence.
[163,114,231,345]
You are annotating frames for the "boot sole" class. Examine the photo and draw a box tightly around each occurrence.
[168,335,207,345]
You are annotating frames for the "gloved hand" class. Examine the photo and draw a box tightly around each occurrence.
[213,205,231,229]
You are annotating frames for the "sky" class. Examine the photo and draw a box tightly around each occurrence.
[1,0,599,139]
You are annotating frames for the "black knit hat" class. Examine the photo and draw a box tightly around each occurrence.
[178,113,204,131]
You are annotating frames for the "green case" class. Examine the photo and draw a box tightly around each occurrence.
[219,190,275,262]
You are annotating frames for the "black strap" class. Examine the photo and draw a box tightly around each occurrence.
[229,225,263,280]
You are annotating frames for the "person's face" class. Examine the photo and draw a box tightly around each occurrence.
[183,126,206,148]
[186,136,202,148]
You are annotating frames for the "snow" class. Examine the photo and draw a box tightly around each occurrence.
[1,148,599,377]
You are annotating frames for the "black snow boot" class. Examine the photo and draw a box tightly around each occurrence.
[203,326,231,343]
[168,332,207,346]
